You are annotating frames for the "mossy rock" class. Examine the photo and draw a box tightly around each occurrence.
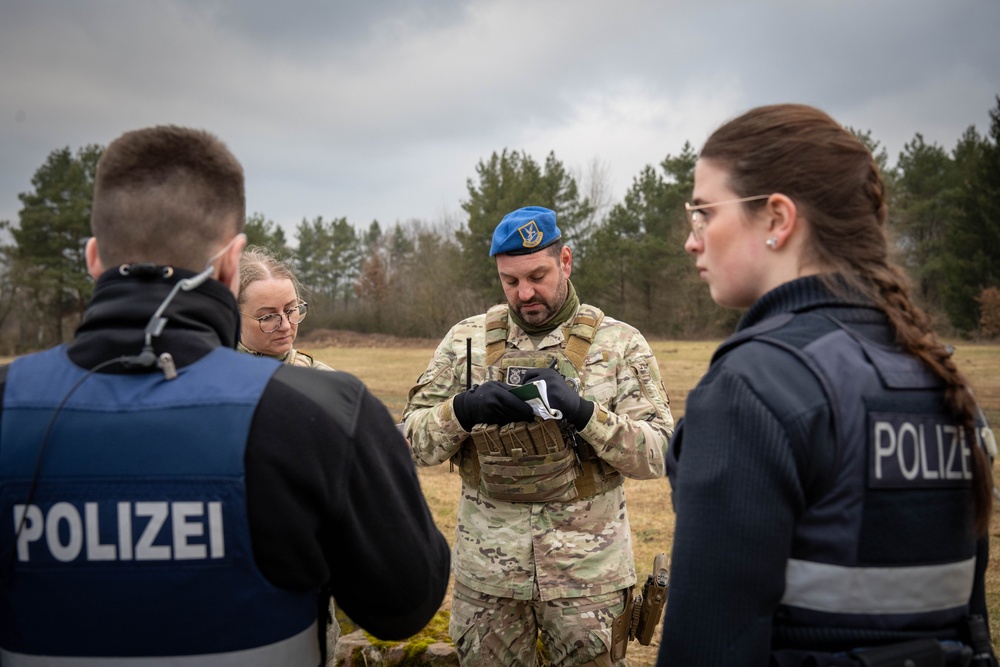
[364,609,452,661]
[335,606,359,635]
[342,608,549,665]
[336,609,453,666]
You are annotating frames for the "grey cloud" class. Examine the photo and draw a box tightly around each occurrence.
[1,0,997,235]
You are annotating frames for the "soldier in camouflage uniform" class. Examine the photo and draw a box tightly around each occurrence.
[237,245,334,371]
[402,206,674,667]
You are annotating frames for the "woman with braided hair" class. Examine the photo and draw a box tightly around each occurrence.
[658,104,997,666]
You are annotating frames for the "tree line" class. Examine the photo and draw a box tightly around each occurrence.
[1,97,998,354]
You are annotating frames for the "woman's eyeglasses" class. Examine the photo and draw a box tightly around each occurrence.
[244,302,308,334]
[684,194,772,241]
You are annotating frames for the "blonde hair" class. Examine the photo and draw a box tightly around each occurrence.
[238,245,301,307]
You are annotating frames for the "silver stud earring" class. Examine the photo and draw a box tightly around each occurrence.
[766,237,778,250]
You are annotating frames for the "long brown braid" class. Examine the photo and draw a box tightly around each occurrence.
[701,104,994,535]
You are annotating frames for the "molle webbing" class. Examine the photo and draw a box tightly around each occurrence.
[456,436,622,502]
[472,421,580,502]
[563,309,602,371]
[484,310,508,368]
[483,304,605,371]
[458,303,621,502]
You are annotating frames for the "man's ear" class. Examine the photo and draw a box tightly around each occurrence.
[560,244,573,278]
[85,237,105,279]
[217,232,247,295]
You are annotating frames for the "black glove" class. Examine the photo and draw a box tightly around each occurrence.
[519,368,594,431]
[452,381,535,431]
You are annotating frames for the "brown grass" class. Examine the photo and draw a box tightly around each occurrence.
[2,338,998,664]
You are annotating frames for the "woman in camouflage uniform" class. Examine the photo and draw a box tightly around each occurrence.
[237,245,332,370]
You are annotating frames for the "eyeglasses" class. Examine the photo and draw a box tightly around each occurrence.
[243,302,308,334]
[684,195,772,242]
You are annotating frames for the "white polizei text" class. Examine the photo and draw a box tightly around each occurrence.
[13,500,224,563]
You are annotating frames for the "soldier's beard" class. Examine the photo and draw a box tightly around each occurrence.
[516,301,554,326]
[514,277,568,327]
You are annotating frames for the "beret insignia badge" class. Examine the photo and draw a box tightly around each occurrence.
[517,220,543,248]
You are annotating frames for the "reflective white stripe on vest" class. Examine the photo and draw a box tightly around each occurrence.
[781,557,975,614]
[0,621,319,667]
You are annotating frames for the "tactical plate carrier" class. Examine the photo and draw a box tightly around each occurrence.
[452,304,623,502]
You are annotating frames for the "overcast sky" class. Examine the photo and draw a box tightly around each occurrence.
[2,0,998,243]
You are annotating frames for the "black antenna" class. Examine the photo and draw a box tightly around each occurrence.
[466,337,472,391]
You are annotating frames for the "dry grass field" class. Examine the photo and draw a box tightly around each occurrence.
[1,337,998,664]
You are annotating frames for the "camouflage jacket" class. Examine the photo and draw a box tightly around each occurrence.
[237,342,334,371]
[402,303,674,600]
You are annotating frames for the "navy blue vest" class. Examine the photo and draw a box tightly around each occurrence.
[0,346,320,665]
[721,314,979,638]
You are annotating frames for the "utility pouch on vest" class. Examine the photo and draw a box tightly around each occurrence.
[471,424,504,456]
[572,437,624,500]
[474,420,580,502]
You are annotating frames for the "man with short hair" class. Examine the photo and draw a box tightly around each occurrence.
[403,205,674,667]
[0,125,449,664]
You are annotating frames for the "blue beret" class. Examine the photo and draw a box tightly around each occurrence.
[489,206,562,257]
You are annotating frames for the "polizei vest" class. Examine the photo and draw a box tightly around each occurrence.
[453,303,623,502]
[0,346,320,665]
[719,313,982,647]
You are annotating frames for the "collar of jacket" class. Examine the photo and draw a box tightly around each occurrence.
[68,266,241,372]
[236,341,292,364]
[737,274,878,332]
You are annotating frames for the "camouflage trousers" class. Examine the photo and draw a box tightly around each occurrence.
[449,580,629,667]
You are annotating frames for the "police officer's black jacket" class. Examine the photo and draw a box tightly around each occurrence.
[658,275,991,667]
[0,268,451,642]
